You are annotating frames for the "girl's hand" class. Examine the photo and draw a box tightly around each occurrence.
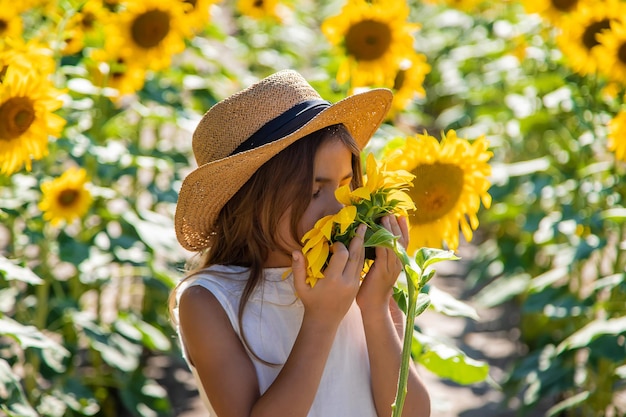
[357,215,409,314]
[292,224,367,326]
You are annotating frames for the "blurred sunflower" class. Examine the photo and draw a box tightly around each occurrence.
[105,0,189,71]
[388,53,431,117]
[596,19,626,83]
[89,49,147,98]
[556,1,624,75]
[181,0,218,32]
[607,110,626,161]
[61,0,109,55]
[0,38,56,77]
[237,0,283,21]
[0,6,23,40]
[522,0,580,23]
[383,131,492,253]
[322,0,418,87]
[0,67,65,176]
[39,167,93,226]
[422,0,484,13]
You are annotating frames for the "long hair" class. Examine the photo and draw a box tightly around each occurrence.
[169,124,362,362]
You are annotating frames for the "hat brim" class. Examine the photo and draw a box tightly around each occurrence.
[175,87,393,251]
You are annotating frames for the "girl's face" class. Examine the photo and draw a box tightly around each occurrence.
[265,138,354,268]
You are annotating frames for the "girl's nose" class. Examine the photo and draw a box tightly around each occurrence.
[325,194,344,217]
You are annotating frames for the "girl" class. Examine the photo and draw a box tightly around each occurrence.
[171,70,430,417]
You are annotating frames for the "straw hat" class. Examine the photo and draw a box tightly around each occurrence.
[175,69,392,251]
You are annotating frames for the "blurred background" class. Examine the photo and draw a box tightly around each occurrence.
[1,0,625,416]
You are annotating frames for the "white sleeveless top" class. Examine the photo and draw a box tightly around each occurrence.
[173,264,377,417]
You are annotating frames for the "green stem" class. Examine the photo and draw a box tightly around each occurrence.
[391,265,417,417]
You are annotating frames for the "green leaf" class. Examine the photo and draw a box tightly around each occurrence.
[0,358,38,417]
[416,293,431,317]
[414,332,489,385]
[473,273,531,308]
[73,312,142,372]
[393,286,408,314]
[364,227,396,249]
[0,256,43,285]
[116,315,171,352]
[546,391,590,417]
[600,208,626,223]
[556,316,626,354]
[419,269,436,288]
[429,286,479,320]
[413,248,460,271]
[0,317,69,372]
[54,378,100,416]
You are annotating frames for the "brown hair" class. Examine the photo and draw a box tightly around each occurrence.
[169,124,362,362]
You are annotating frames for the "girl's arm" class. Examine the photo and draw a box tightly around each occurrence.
[178,225,367,417]
[357,216,431,417]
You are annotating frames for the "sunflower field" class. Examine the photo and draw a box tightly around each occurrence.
[1,0,625,416]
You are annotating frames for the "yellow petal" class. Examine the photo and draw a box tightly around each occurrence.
[334,205,357,234]
[335,184,353,205]
[351,186,372,201]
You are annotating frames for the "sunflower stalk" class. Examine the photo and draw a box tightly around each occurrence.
[388,244,458,417]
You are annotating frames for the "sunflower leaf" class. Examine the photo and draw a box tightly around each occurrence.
[414,247,460,271]
[364,227,396,249]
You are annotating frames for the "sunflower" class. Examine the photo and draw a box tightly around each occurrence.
[301,153,415,287]
[104,0,189,71]
[0,67,65,176]
[422,0,485,13]
[236,0,283,21]
[388,52,431,117]
[521,0,581,24]
[596,19,626,84]
[0,6,23,40]
[0,38,56,79]
[88,49,147,98]
[556,1,625,75]
[321,0,419,87]
[383,130,492,253]
[39,167,93,226]
[607,110,626,161]
[181,0,218,32]
[61,0,109,55]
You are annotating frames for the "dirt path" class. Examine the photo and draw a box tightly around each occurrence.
[164,243,536,417]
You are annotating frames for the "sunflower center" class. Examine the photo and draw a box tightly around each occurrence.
[582,19,611,50]
[345,20,392,61]
[58,189,79,207]
[618,42,626,64]
[82,12,96,30]
[131,9,171,49]
[254,0,263,7]
[407,163,464,224]
[393,69,406,91]
[183,0,197,10]
[0,19,7,34]
[0,97,36,140]
[551,0,578,12]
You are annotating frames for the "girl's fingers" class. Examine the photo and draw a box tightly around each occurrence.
[291,250,309,294]
[344,224,366,279]
[397,215,409,248]
[323,241,350,278]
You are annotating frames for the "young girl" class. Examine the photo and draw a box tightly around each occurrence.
[171,70,430,417]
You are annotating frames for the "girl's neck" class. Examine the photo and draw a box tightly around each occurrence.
[263,249,292,268]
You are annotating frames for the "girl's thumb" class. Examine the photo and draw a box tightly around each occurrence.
[291,251,306,287]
